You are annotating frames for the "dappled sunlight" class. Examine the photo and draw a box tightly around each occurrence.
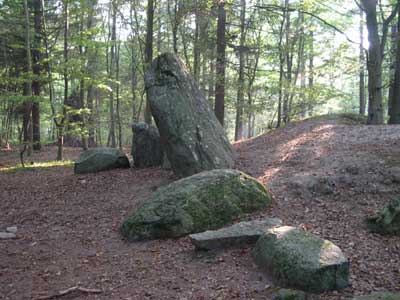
[275,124,337,165]
[235,119,341,184]
[0,160,74,172]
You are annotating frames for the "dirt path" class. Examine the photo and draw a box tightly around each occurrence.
[1,116,400,299]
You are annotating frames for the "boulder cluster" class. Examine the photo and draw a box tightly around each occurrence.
[73,53,351,295]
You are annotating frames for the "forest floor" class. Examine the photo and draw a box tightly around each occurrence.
[1,114,400,300]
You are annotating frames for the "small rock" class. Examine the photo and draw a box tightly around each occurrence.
[6,226,17,234]
[366,197,400,235]
[0,232,16,239]
[189,218,282,250]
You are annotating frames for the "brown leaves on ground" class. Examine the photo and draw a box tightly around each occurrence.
[1,116,400,299]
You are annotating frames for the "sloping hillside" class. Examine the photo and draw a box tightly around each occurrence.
[235,114,400,296]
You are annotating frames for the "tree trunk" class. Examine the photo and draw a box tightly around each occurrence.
[234,0,246,141]
[144,0,154,124]
[277,14,285,128]
[364,2,383,124]
[59,0,69,160]
[389,4,400,124]
[214,1,226,126]
[359,8,366,115]
[283,0,291,124]
[193,9,201,83]
[308,30,314,116]
[208,55,215,106]
[116,44,122,149]
[32,0,42,150]
[362,0,398,124]
[23,0,33,157]
[109,0,117,147]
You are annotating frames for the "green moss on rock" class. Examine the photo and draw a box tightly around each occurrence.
[121,169,272,241]
[252,226,349,293]
[74,148,130,174]
[366,198,400,235]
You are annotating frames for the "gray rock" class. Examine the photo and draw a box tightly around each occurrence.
[352,292,400,300]
[74,147,130,174]
[132,123,164,168]
[387,167,400,183]
[0,232,16,239]
[189,218,282,250]
[366,197,400,235]
[6,226,17,234]
[145,53,235,178]
[121,169,272,241]
[289,175,335,197]
[252,226,349,293]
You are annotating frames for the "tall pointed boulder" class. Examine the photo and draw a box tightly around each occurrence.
[145,53,234,177]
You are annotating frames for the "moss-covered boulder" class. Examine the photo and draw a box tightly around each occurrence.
[145,53,235,178]
[366,198,400,235]
[121,169,271,241]
[74,148,130,174]
[252,226,349,293]
[353,292,400,300]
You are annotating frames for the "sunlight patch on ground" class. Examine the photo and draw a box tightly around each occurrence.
[0,160,74,172]
[278,124,336,164]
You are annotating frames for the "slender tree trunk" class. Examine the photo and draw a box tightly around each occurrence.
[283,0,290,124]
[214,1,226,126]
[79,12,88,151]
[359,8,366,115]
[208,55,215,106]
[23,0,33,157]
[144,0,154,124]
[116,44,122,149]
[58,0,69,161]
[389,4,400,124]
[234,0,246,141]
[193,9,201,83]
[129,5,138,124]
[299,11,306,118]
[109,0,117,147]
[170,0,178,54]
[32,0,42,150]
[308,30,314,116]
[277,14,285,128]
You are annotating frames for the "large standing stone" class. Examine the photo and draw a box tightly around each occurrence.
[189,218,282,250]
[366,198,400,235]
[145,53,235,177]
[121,169,271,241]
[252,226,349,293]
[132,123,163,168]
[74,148,130,174]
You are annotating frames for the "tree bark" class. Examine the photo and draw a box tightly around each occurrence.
[23,0,33,157]
[109,0,117,147]
[144,0,154,124]
[32,0,42,150]
[214,1,226,126]
[234,0,246,141]
[359,8,366,115]
[389,4,400,124]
